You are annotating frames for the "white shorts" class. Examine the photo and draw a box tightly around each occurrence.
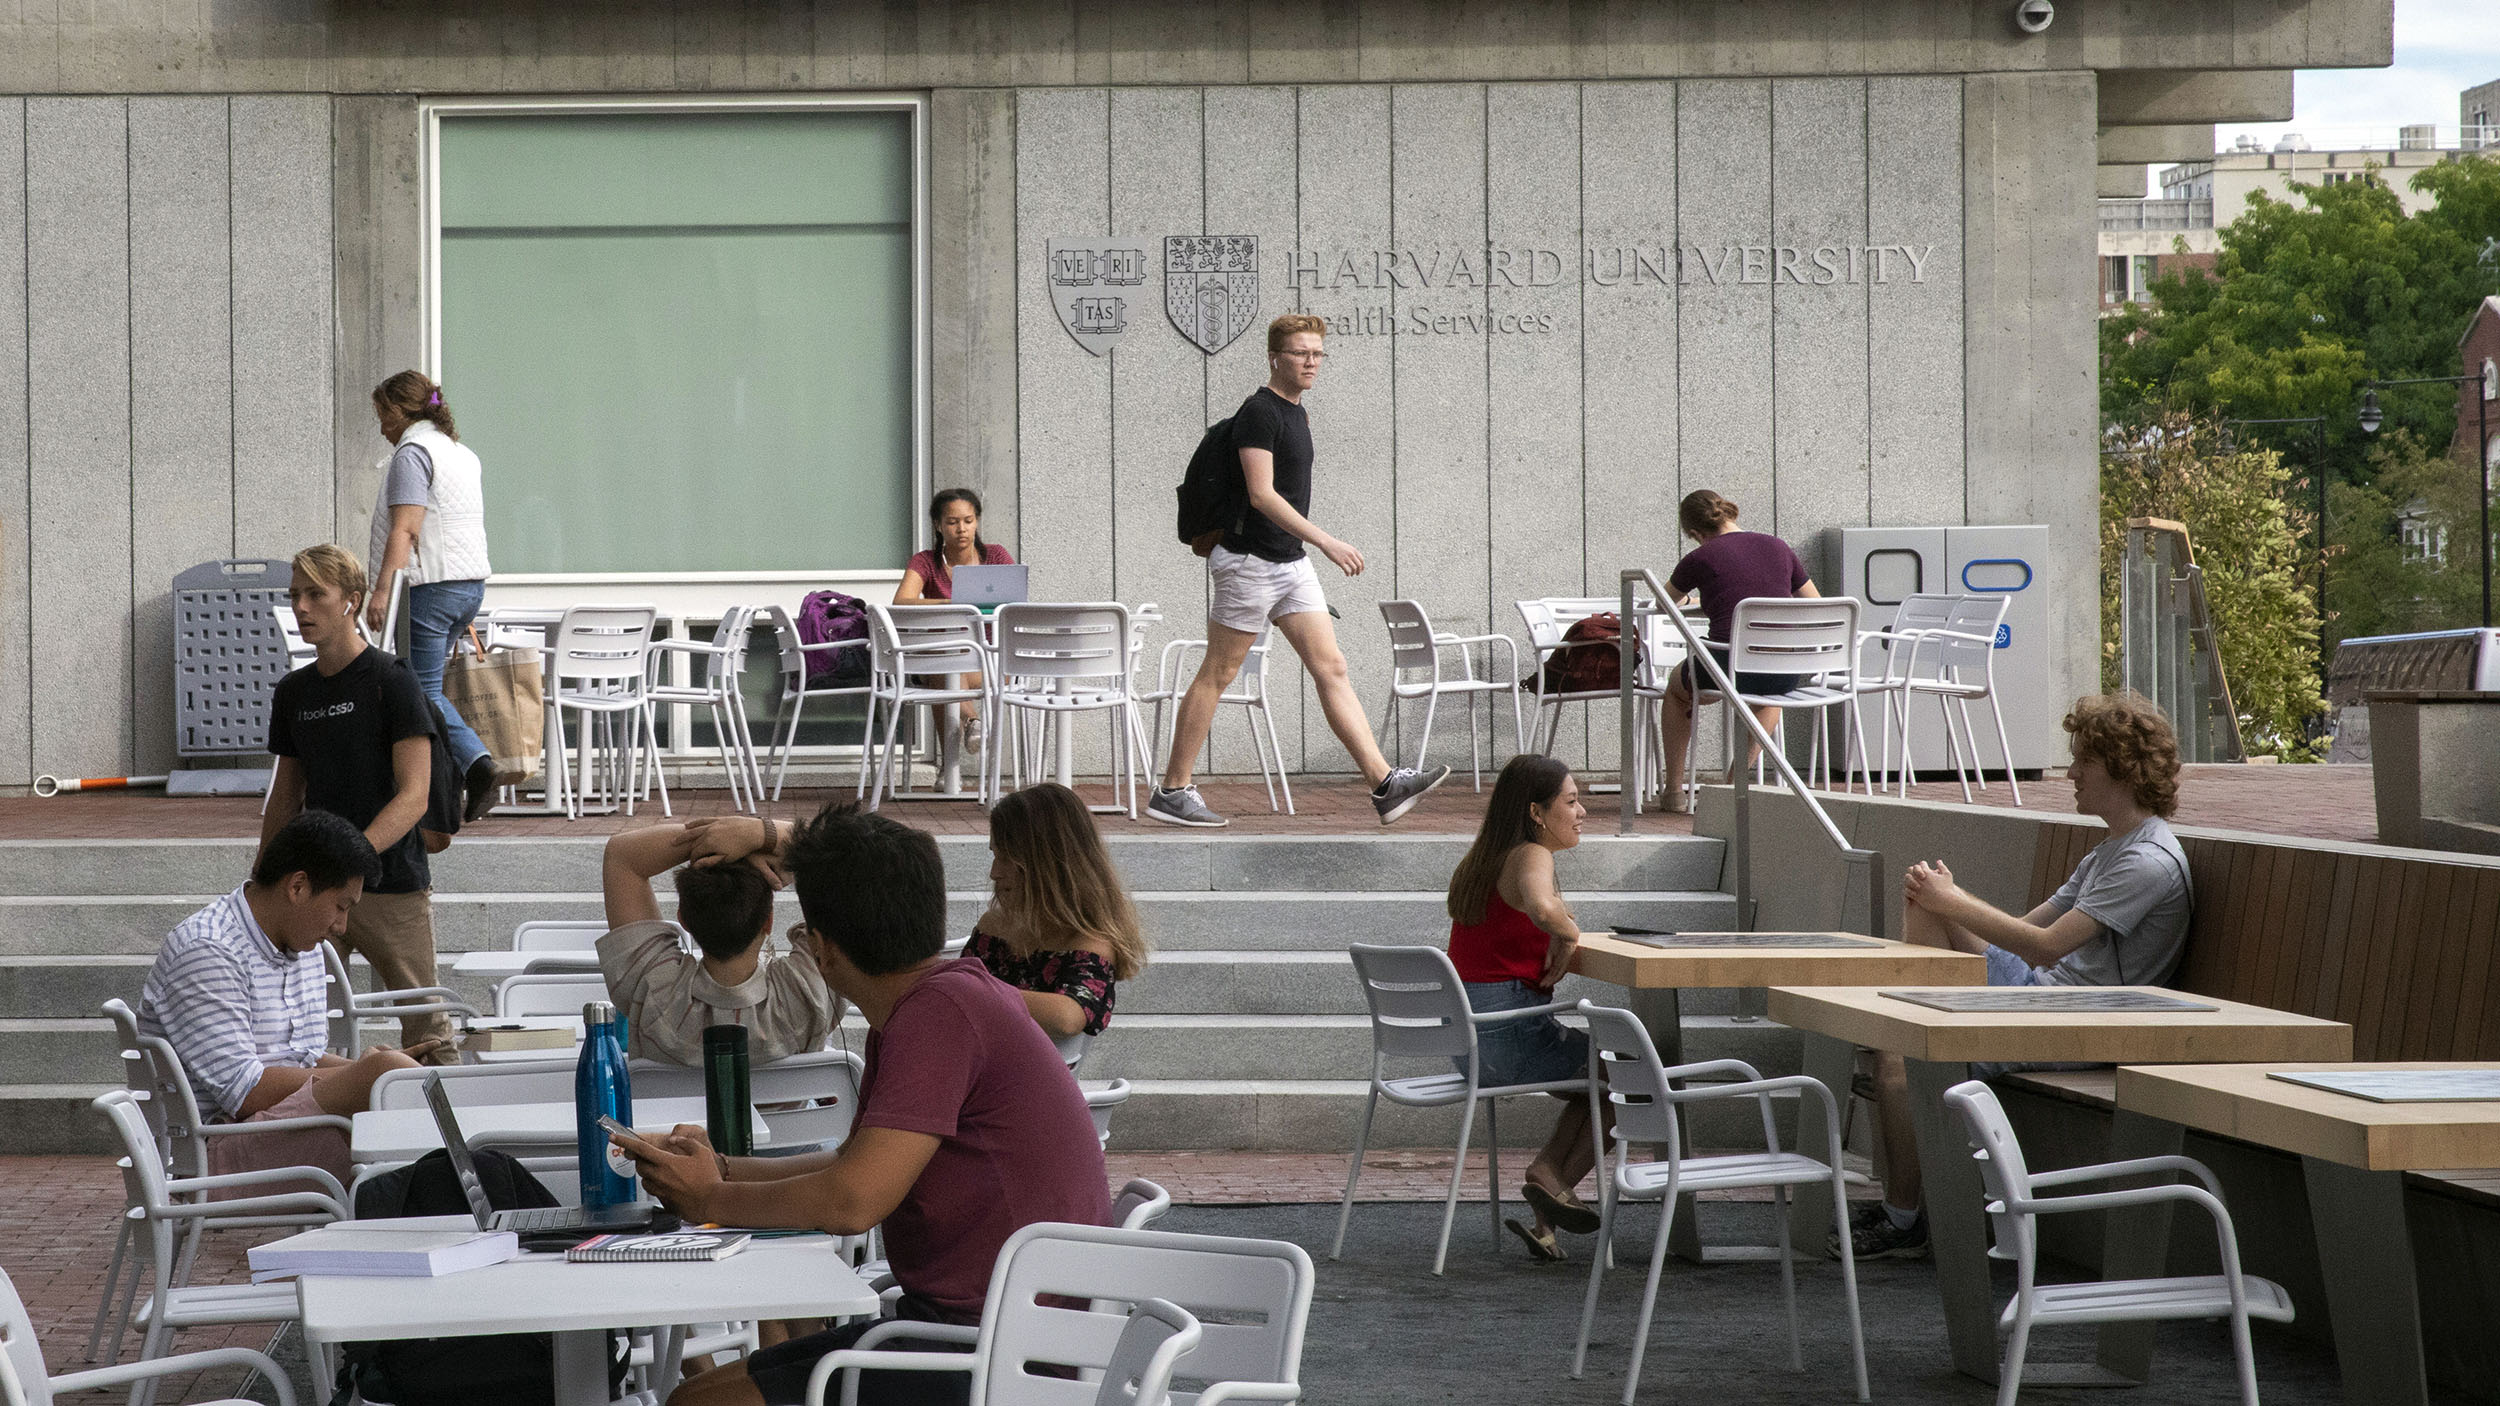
[1207,546,1329,634]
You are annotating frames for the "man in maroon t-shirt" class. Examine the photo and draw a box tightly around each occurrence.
[621,806,1110,1406]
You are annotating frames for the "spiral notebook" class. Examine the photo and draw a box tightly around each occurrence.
[566,1231,752,1264]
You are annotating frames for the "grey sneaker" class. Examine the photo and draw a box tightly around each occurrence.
[1370,765,1452,825]
[1146,784,1229,828]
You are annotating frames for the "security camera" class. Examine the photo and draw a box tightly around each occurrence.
[2013,0,2054,33]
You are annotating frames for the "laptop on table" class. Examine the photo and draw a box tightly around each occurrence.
[950,564,1029,608]
[422,1073,659,1238]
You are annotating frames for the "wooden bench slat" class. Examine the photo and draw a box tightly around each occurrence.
[2454,870,2500,1060]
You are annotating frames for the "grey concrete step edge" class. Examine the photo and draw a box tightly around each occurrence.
[0,891,1738,956]
[0,832,1724,898]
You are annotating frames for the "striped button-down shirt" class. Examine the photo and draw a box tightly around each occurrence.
[137,887,329,1120]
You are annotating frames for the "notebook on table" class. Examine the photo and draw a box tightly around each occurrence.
[248,1225,520,1282]
[566,1231,751,1263]
[424,1073,658,1238]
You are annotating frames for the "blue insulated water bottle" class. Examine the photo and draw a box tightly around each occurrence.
[577,1000,637,1207]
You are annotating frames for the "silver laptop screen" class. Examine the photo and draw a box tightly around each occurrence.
[421,1073,499,1231]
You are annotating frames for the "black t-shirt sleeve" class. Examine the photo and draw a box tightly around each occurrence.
[1230,394,1284,459]
[377,660,436,745]
[266,672,299,758]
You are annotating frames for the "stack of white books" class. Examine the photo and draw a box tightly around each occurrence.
[248,1226,522,1282]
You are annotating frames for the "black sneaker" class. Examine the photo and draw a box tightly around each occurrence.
[1829,1200,1929,1261]
[1370,765,1452,825]
[461,754,501,823]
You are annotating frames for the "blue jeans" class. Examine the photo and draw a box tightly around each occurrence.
[1459,980,1588,1088]
[406,579,488,769]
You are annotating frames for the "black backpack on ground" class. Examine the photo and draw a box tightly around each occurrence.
[1174,415,1243,557]
[329,1150,610,1406]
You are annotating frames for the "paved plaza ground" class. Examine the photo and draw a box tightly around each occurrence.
[6,1153,2459,1405]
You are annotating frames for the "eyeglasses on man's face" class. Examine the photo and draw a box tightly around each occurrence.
[1278,348,1327,361]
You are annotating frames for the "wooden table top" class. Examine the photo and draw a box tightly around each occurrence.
[1766,985,2353,1065]
[1570,932,1987,990]
[2117,1062,2500,1172]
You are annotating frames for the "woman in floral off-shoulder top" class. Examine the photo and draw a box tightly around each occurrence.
[967,783,1147,1039]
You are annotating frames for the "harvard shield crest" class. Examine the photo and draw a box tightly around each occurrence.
[1164,235,1260,355]
[1046,238,1150,357]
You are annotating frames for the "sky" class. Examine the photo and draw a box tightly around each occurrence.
[2212,0,2500,151]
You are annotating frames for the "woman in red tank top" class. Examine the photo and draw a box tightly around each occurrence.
[1445,754,1612,1261]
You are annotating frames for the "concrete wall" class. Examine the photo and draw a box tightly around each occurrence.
[0,96,336,786]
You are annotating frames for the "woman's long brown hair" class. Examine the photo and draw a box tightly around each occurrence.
[987,783,1147,979]
[1446,754,1573,926]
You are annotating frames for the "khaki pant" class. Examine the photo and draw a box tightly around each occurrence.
[333,887,457,1058]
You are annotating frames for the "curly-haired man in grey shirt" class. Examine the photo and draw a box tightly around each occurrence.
[1840,693,2193,1260]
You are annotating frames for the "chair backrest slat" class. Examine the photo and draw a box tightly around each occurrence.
[512,920,610,952]
[1576,1004,1682,1148]
[1377,601,1440,673]
[1727,596,1859,677]
[1346,945,1478,1061]
[1933,595,2009,674]
[549,605,658,685]
[371,1060,576,1110]
[872,603,988,677]
[993,603,1133,683]
[1943,1079,2035,1264]
[496,973,606,1018]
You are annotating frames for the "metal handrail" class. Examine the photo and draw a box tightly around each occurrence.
[1616,568,1886,940]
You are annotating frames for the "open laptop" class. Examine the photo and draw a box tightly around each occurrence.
[951,563,1029,607]
[423,1073,656,1236]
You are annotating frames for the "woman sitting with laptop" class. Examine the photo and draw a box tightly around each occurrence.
[895,487,1015,750]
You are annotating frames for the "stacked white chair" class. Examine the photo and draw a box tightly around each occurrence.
[862,603,993,808]
[1845,591,1958,792]
[646,603,765,812]
[1568,1002,1867,1406]
[986,602,1148,818]
[1377,600,1525,792]
[1942,1080,2292,1406]
[544,604,666,819]
[1332,945,1596,1276]
[758,603,876,801]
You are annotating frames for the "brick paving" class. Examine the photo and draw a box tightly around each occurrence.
[1892,762,2381,844]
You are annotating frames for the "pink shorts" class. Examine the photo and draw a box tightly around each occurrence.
[205,1076,353,1201]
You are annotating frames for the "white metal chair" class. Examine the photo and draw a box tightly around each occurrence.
[370,1059,575,1111]
[639,1048,866,1149]
[757,603,876,801]
[1377,600,1525,792]
[318,943,479,1057]
[89,1004,349,1367]
[809,1221,1313,1406]
[1084,1078,1132,1149]
[1942,1080,2291,1406]
[1675,596,1870,803]
[1136,632,1295,815]
[544,604,668,819]
[986,602,1149,818]
[647,604,765,812]
[6,1262,300,1406]
[494,972,607,1018]
[91,1091,342,1406]
[1844,591,1958,793]
[1517,597,1690,794]
[506,918,612,973]
[1332,944,1596,1276]
[1568,1002,1867,1406]
[862,603,993,808]
[1112,1177,1175,1231]
[1897,595,2023,804]
[259,605,322,814]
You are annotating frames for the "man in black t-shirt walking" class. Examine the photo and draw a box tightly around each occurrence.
[263,543,454,1057]
[1148,313,1448,828]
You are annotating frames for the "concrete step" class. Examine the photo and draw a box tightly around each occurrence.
[0,1084,121,1154]
[0,954,153,1017]
[0,889,1738,957]
[0,1018,120,1085]
[0,833,1721,898]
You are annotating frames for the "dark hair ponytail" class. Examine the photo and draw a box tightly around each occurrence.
[372,370,457,441]
[929,487,986,557]
[1678,489,1739,540]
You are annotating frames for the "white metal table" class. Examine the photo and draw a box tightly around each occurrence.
[297,1215,880,1406]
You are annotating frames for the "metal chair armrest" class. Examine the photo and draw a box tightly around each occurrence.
[170,1161,348,1200]
[156,1189,346,1222]
[852,1321,979,1351]
[51,1347,299,1406]
[2026,1154,2224,1197]
[2009,1180,2228,1220]
[194,1114,354,1142]
[1659,1073,1834,1114]
[1195,1384,1305,1405]
[1656,1057,1766,1085]
[351,984,468,1005]
[1468,1000,1578,1024]
[806,1343,977,1406]
[799,637,869,655]
[350,998,481,1019]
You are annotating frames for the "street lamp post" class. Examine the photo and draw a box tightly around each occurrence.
[2359,376,2493,629]
[2219,415,2330,672]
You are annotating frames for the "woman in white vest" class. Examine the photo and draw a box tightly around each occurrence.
[366,371,499,822]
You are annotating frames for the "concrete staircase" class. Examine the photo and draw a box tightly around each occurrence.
[0,830,1781,1154]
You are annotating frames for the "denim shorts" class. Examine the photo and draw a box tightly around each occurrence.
[1460,980,1588,1088]
[1974,945,2097,1079]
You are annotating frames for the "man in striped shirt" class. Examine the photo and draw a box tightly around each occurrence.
[138,810,444,1182]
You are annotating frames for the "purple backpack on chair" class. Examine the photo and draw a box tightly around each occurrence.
[795,589,872,687]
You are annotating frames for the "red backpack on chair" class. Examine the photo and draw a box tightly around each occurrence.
[1541,613,1638,696]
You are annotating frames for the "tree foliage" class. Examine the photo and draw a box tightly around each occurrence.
[2324,430,2490,640]
[2100,413,2325,758]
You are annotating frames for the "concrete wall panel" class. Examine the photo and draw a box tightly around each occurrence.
[1014,87,1116,611]
[1868,76,1966,530]
[26,98,134,777]
[1291,84,1396,777]
[1384,84,1491,775]
[0,101,28,785]
[1580,81,1678,599]
[1199,86,1303,778]
[230,96,334,565]
[128,97,236,776]
[930,88,1022,554]
[1486,82,1586,769]
[1676,81,1773,554]
[1769,77,1870,586]
[331,97,424,552]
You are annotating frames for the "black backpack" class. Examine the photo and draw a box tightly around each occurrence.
[1174,415,1243,557]
[329,1150,614,1406]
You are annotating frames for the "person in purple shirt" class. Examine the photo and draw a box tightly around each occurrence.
[1656,489,1822,813]
[619,804,1109,1406]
